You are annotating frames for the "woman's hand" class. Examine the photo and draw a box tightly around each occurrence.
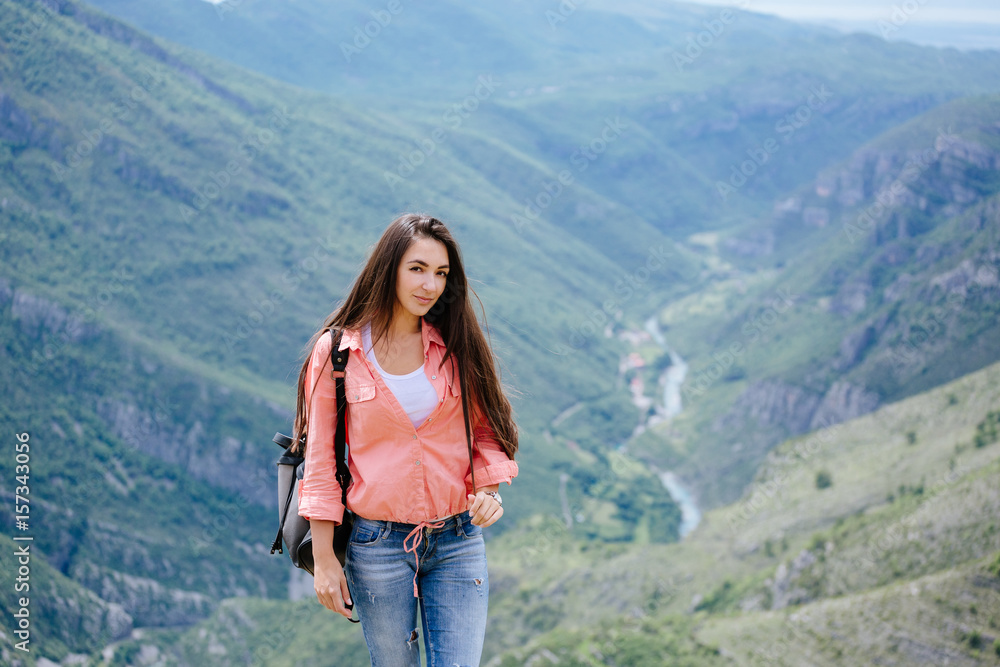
[313,554,353,619]
[467,486,504,527]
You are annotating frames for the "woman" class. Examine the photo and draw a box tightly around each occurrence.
[293,214,519,665]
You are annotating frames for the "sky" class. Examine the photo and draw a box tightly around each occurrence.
[196,0,1000,51]
[682,0,1000,50]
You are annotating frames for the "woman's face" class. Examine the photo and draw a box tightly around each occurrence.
[395,236,449,322]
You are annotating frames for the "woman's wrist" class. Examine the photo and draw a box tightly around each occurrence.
[474,484,502,506]
[309,519,338,559]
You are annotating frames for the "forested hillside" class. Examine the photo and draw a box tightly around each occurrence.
[1,0,998,664]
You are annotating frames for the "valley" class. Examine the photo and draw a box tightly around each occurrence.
[0,0,998,665]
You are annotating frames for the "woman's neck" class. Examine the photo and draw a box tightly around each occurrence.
[370,311,424,375]
[388,308,422,340]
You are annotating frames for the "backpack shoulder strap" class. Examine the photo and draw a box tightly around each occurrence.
[330,328,349,374]
[329,330,351,499]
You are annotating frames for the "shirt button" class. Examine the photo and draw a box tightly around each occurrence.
[431,375,437,380]
[413,434,418,440]
[415,460,421,466]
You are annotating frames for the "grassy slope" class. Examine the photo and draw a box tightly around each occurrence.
[90,357,1000,666]
[697,555,1000,666]
[478,355,1000,665]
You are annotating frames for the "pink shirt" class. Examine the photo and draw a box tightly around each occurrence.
[297,319,518,525]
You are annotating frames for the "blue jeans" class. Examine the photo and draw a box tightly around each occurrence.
[345,511,489,666]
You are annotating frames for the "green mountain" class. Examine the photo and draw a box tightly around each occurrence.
[2,0,1000,664]
[1,0,688,517]
[1,0,685,661]
[83,0,1000,231]
[69,319,1000,666]
[632,93,1000,507]
[81,0,1000,509]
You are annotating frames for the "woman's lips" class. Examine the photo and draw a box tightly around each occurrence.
[415,295,432,305]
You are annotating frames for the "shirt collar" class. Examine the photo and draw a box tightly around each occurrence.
[421,317,445,348]
[338,318,445,352]
[338,327,362,352]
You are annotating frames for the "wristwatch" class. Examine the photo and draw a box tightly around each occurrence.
[485,490,503,506]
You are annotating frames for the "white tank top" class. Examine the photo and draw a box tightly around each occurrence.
[361,324,438,428]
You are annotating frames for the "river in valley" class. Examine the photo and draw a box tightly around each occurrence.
[635,317,701,538]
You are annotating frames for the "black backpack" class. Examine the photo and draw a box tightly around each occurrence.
[269,330,354,577]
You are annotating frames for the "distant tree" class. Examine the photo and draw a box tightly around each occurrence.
[964,630,982,650]
[989,552,1000,578]
[815,470,833,490]
[973,410,999,448]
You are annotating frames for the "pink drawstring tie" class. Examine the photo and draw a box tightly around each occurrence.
[403,520,446,597]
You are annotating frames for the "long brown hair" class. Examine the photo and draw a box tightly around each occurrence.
[291,214,518,464]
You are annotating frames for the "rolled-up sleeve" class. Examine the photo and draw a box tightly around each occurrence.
[466,408,518,489]
[296,331,346,525]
